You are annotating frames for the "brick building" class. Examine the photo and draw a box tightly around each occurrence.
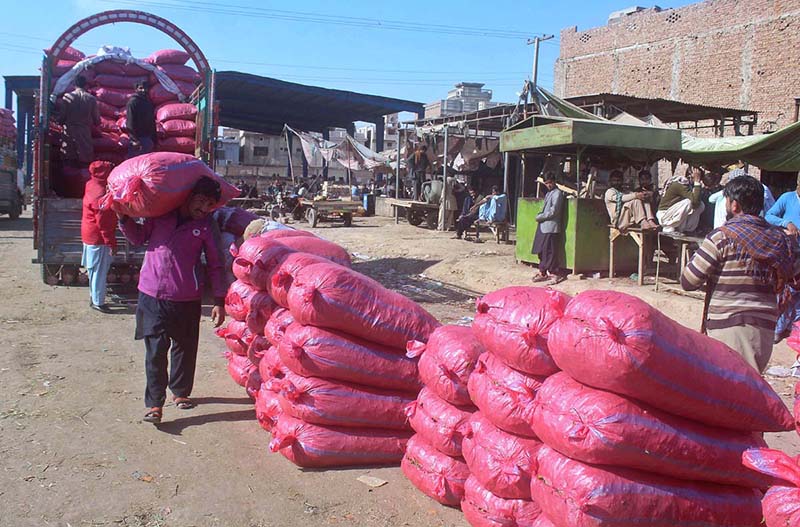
[554,0,800,133]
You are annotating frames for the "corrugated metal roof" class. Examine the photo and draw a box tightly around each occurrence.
[565,93,757,123]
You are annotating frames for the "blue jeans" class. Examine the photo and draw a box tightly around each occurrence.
[82,244,113,306]
[127,136,155,159]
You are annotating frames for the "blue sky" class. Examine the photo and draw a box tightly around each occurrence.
[2,0,696,113]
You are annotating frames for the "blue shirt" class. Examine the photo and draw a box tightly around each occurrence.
[766,191,800,228]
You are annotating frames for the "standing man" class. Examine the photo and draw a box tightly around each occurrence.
[126,81,157,159]
[119,177,227,424]
[681,176,798,372]
[58,75,100,167]
[532,173,567,285]
[604,170,658,231]
[81,161,117,313]
[657,167,705,234]
[406,144,430,201]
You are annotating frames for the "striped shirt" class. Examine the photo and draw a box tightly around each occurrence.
[681,228,781,331]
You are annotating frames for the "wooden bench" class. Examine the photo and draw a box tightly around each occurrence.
[467,221,510,243]
[654,231,705,290]
[609,225,657,286]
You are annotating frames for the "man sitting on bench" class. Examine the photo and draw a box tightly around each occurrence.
[453,185,485,240]
[474,186,508,240]
[604,170,658,231]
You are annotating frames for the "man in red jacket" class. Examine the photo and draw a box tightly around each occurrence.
[81,161,117,313]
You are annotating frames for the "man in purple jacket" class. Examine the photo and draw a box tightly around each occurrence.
[119,177,227,424]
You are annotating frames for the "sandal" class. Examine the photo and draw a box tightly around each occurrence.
[143,407,162,424]
[173,397,195,410]
[531,273,550,283]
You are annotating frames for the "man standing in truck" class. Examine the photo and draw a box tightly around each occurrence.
[58,75,100,166]
[126,81,157,158]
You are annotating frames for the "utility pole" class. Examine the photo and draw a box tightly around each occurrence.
[527,34,554,92]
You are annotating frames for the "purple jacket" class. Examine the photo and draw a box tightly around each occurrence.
[120,212,226,303]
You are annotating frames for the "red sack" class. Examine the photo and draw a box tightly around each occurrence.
[273,370,414,430]
[46,46,85,62]
[216,320,252,356]
[94,74,148,90]
[548,290,793,432]
[247,334,270,366]
[52,60,77,76]
[255,383,282,432]
[258,345,289,383]
[467,352,545,438]
[225,279,276,333]
[157,136,196,154]
[401,434,470,506]
[269,252,335,307]
[92,133,128,153]
[795,382,800,437]
[104,152,239,218]
[260,229,316,241]
[406,387,474,457]
[533,373,771,488]
[98,116,120,133]
[274,236,352,268]
[743,448,800,526]
[288,262,441,349]
[94,87,134,108]
[407,325,484,406]
[462,412,541,499]
[264,308,295,347]
[461,475,542,527]
[156,102,198,122]
[245,368,262,399]
[146,49,191,66]
[93,60,149,77]
[158,64,201,84]
[269,414,411,468]
[472,287,568,375]
[162,119,196,138]
[97,100,122,119]
[226,352,257,387]
[531,517,557,527]
[531,446,763,527]
[279,322,421,392]
[149,82,195,105]
[231,237,295,290]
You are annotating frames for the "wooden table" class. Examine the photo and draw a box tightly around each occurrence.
[609,226,656,286]
[654,231,705,290]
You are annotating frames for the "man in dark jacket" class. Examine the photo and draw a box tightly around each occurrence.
[126,81,157,159]
[59,75,100,166]
[81,161,117,312]
[532,173,567,284]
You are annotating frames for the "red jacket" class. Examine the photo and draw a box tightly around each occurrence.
[81,162,117,248]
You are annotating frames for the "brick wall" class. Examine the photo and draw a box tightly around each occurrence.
[555,0,800,132]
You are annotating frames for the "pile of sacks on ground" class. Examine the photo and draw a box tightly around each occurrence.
[218,229,440,467]
[50,46,201,172]
[0,108,15,140]
[0,109,17,174]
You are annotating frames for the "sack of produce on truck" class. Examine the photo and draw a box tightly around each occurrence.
[279,322,421,392]
[462,412,541,499]
[269,414,411,468]
[461,475,542,527]
[156,102,198,122]
[743,448,800,527]
[273,370,414,430]
[161,119,197,138]
[269,253,337,306]
[225,351,257,388]
[401,434,470,506]
[216,319,253,356]
[531,446,763,527]
[255,382,282,432]
[288,262,440,349]
[472,287,567,376]
[103,152,238,218]
[467,352,545,438]
[533,372,771,488]
[145,49,191,66]
[264,308,295,347]
[155,63,202,84]
[548,290,793,432]
[407,325,484,406]
[405,387,474,457]
[156,136,196,154]
[231,237,295,290]
[45,45,85,62]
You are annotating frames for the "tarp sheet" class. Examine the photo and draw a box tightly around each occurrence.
[285,125,387,170]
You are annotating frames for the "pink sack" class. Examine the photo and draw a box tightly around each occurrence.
[288,262,441,349]
[104,152,239,218]
[157,136,196,154]
[231,237,295,290]
[743,448,800,527]
[255,383,282,432]
[533,373,771,488]
[92,133,128,153]
[531,517,557,527]
[245,368,262,399]
[162,119,196,138]
[226,352,257,387]
[406,387,474,457]
[52,60,77,76]
[216,320,252,356]
[149,82,195,104]
[407,325,484,406]
[146,49,191,66]
[224,279,276,333]
[224,279,259,320]
[795,382,800,437]
[247,335,270,366]
[548,290,794,432]
[467,352,545,438]
[156,102,198,122]
[260,229,316,241]
[94,74,148,90]
[269,414,411,468]
[275,236,352,268]
[158,64,202,84]
[461,475,542,527]
[472,287,568,375]
[94,87,134,108]
[264,308,295,347]
[97,100,122,119]
[279,322,421,392]
[46,46,85,62]
[532,446,763,527]
[401,434,470,506]
[93,60,148,76]
[274,370,414,430]
[258,345,289,382]
[462,412,541,499]
[269,252,335,307]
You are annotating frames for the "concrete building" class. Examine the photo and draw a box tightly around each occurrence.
[424,82,502,118]
[554,0,800,132]
[356,113,399,153]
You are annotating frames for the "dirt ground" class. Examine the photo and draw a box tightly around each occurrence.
[1,211,798,527]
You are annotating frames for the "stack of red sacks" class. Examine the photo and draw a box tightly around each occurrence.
[0,108,16,139]
[743,448,800,526]
[146,49,200,155]
[530,290,792,526]
[402,326,483,507]
[219,229,441,468]
[456,286,569,526]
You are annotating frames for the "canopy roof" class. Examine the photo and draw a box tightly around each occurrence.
[215,71,424,135]
[564,93,757,123]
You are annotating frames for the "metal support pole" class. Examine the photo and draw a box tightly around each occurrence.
[322,128,330,181]
[285,129,295,183]
[395,125,401,199]
[438,126,449,231]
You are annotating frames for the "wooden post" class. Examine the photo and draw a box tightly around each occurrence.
[438,125,449,231]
